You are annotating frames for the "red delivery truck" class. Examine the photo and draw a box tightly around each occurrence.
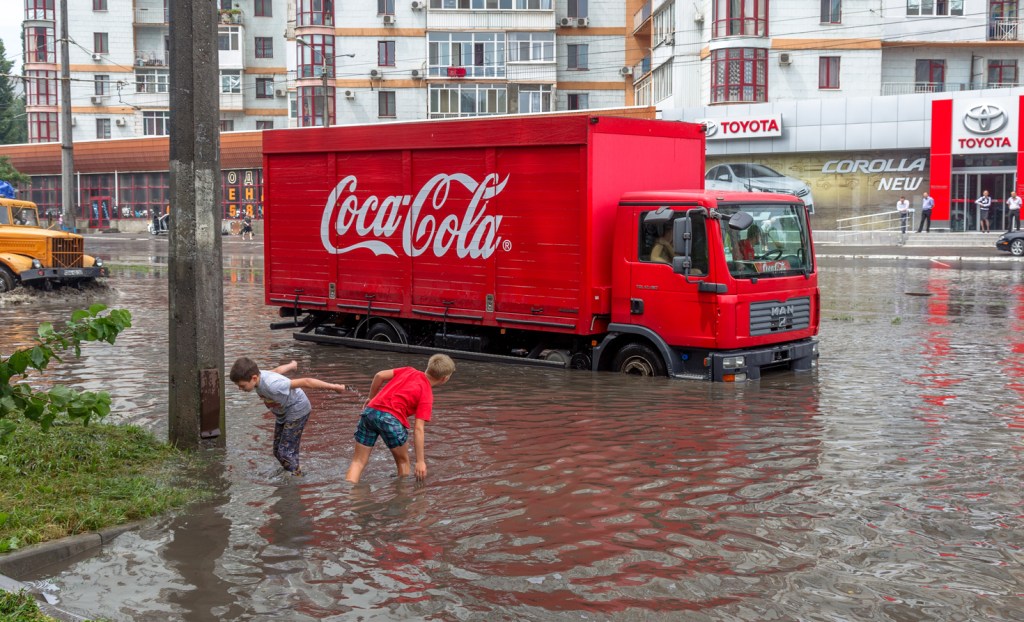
[262,115,818,381]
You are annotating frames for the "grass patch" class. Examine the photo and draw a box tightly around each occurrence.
[0,590,59,621]
[0,421,211,553]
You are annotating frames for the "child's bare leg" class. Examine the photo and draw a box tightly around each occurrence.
[389,444,411,477]
[346,444,373,483]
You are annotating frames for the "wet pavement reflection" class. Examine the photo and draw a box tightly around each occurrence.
[3,237,1023,621]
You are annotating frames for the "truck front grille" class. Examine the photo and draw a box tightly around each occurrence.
[750,296,811,336]
[51,237,84,268]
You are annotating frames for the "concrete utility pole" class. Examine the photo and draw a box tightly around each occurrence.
[167,0,225,449]
[58,0,75,231]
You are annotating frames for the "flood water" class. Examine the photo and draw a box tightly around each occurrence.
[3,237,1023,621]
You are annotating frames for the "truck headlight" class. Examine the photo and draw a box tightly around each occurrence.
[94,258,104,267]
[32,259,42,269]
[722,355,745,369]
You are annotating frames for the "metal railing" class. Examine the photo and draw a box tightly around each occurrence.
[988,17,1020,41]
[134,8,168,24]
[836,209,915,233]
[880,82,966,96]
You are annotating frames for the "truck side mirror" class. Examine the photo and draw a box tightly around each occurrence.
[728,211,754,231]
[672,217,692,264]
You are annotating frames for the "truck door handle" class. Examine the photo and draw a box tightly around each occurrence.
[630,298,643,315]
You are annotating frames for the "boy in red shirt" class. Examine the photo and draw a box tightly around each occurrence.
[345,354,456,483]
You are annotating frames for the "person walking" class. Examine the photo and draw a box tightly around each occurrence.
[1007,190,1021,232]
[917,192,934,233]
[896,195,910,234]
[975,190,991,232]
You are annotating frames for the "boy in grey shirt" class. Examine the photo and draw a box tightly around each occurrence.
[230,357,348,476]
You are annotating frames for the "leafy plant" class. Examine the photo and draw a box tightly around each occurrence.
[0,305,132,442]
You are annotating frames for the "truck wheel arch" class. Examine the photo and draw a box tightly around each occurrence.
[594,325,676,376]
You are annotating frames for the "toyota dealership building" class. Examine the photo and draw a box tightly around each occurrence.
[666,88,1024,231]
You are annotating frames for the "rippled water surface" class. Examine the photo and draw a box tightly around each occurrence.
[3,238,1023,621]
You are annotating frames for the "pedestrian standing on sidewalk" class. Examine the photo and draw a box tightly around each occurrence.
[1007,190,1021,232]
[917,192,934,233]
[976,190,991,232]
[896,195,910,233]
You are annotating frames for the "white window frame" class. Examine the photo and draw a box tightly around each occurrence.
[429,83,507,118]
[135,68,169,93]
[143,111,170,136]
[428,32,506,78]
[507,32,554,63]
[220,70,242,94]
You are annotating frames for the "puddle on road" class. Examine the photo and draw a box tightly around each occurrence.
[3,252,1023,621]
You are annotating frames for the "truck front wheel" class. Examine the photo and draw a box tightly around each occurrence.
[0,266,15,293]
[613,343,666,377]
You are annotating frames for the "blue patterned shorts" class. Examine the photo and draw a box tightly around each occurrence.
[354,407,408,449]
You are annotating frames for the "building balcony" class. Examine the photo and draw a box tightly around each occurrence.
[134,8,168,25]
[631,55,652,79]
[506,61,556,83]
[219,9,243,24]
[988,18,1020,41]
[220,92,244,111]
[880,82,967,96]
[633,1,651,34]
[983,81,1020,89]
[135,50,168,67]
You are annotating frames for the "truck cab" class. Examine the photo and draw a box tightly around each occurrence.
[603,190,819,381]
[0,198,107,292]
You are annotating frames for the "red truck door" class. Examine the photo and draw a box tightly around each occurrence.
[625,207,719,350]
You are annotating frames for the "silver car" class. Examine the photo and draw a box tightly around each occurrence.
[705,163,815,213]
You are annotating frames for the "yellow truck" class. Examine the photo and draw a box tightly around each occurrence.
[0,198,107,293]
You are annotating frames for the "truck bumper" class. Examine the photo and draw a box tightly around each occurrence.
[705,338,818,381]
[19,266,108,284]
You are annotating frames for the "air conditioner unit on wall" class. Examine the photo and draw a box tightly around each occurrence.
[577,17,589,27]
[779,52,792,65]
[90,95,104,105]
[91,53,102,61]
[115,118,126,126]
[383,14,396,24]
[370,69,382,79]
[411,69,422,78]
[559,16,573,27]
[274,88,286,97]
[411,0,424,9]
[620,66,633,77]
[344,89,355,99]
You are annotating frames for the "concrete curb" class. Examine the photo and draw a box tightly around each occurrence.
[0,522,142,621]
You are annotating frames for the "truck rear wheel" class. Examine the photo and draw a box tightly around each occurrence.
[366,320,406,344]
[0,266,15,293]
[613,343,666,377]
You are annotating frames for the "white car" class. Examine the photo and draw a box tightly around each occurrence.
[705,163,814,213]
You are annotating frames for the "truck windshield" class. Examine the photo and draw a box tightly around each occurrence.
[720,203,812,279]
[12,207,40,227]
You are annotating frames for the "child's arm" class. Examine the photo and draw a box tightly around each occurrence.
[413,418,427,480]
[271,360,298,375]
[366,369,395,401]
[290,377,347,393]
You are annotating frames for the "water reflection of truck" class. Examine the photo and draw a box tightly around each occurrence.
[0,198,108,293]
[262,116,819,381]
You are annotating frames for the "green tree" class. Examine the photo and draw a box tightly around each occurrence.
[0,39,27,146]
[0,305,133,442]
[0,156,29,186]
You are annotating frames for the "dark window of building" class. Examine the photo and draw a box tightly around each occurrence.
[378,91,396,117]
[256,120,273,130]
[378,40,396,66]
[567,93,589,110]
[256,78,276,98]
[987,59,1018,87]
[96,118,111,139]
[568,0,588,17]
[254,0,272,16]
[567,44,588,70]
[713,0,769,37]
[819,56,840,89]
[94,32,108,54]
[711,47,767,103]
[93,0,107,10]
[820,0,841,22]
[255,37,274,58]
[914,59,946,92]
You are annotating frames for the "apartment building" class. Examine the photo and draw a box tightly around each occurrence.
[22,0,290,143]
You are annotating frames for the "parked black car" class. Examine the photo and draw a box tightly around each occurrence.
[995,231,1024,256]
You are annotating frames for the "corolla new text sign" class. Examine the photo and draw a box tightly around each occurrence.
[320,172,507,259]
[698,115,783,140]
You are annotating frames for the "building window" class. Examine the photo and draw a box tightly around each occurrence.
[29,112,59,143]
[568,0,587,17]
[428,0,553,9]
[94,33,109,55]
[256,78,275,98]
[298,85,334,127]
[94,75,109,96]
[507,32,554,62]
[218,26,241,51]
[26,70,57,106]
[254,0,272,16]
[143,111,170,136]
[567,93,589,110]
[567,44,588,70]
[255,37,273,58]
[653,4,675,45]
[517,85,551,113]
[378,91,397,117]
[96,118,111,140]
[914,59,946,92]
[297,0,334,26]
[714,0,769,37]
[820,0,841,23]
[378,0,395,14]
[28,27,55,63]
[93,0,107,10]
[221,70,241,94]
[987,59,1018,87]
[297,34,335,78]
[428,32,507,78]
[710,48,767,103]
[429,83,507,118]
[26,0,56,21]
[256,120,273,130]
[220,119,235,132]
[378,41,396,66]
[136,69,170,93]
[907,0,963,16]
[117,172,169,219]
[819,56,840,89]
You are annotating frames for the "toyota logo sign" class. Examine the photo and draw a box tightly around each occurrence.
[702,120,719,137]
[962,104,1008,135]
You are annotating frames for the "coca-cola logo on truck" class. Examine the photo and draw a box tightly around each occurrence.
[320,172,507,258]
